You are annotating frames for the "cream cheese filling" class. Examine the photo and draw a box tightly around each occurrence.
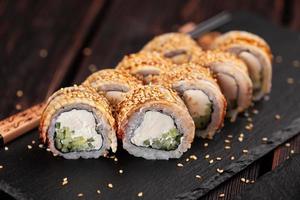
[131,111,176,147]
[55,109,102,151]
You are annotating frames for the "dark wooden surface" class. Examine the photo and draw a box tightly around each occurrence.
[0,0,300,199]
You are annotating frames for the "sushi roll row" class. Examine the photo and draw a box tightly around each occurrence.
[39,30,272,160]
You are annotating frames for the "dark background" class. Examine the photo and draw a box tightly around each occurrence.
[0,0,299,199]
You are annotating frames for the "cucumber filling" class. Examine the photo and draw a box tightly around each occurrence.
[183,90,212,129]
[131,111,182,151]
[53,109,103,153]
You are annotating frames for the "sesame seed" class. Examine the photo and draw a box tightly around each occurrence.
[205,154,210,159]
[227,134,233,138]
[242,149,248,154]
[217,168,224,174]
[287,78,294,84]
[46,148,50,152]
[262,137,268,143]
[185,158,190,162]
[15,104,22,110]
[252,109,259,114]
[137,192,143,197]
[39,49,48,58]
[77,193,84,197]
[63,177,68,182]
[291,150,295,154]
[114,157,118,162]
[27,145,32,149]
[230,156,235,160]
[251,180,255,183]
[62,181,68,186]
[241,178,246,182]
[16,90,23,97]
[216,157,222,161]
[195,175,202,179]
[32,140,36,144]
[96,190,101,194]
[238,137,244,142]
[224,139,230,143]
[204,143,208,147]
[119,169,123,174]
[38,144,44,148]
[189,155,197,160]
[209,159,214,164]
[275,114,281,120]
[240,133,244,137]
[4,146,8,151]
[246,179,250,183]
[285,143,291,147]
[224,145,231,150]
[219,193,225,198]
[0,165,3,169]
[83,47,92,56]
[108,183,113,188]
[177,163,184,167]
[247,117,253,122]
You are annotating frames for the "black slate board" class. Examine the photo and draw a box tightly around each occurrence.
[1,12,300,200]
[235,154,300,200]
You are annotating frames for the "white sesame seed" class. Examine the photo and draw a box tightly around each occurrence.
[108,183,113,188]
[189,155,198,160]
[39,49,48,58]
[185,158,190,162]
[177,163,183,167]
[238,137,244,142]
[275,114,281,120]
[224,145,231,150]
[205,154,210,159]
[114,157,118,162]
[137,192,143,197]
[46,148,51,152]
[285,143,291,147]
[38,144,44,148]
[216,157,222,161]
[27,145,32,149]
[63,177,68,182]
[241,178,246,182]
[204,143,208,147]
[291,150,295,154]
[219,193,225,198]
[217,168,224,174]
[224,139,230,143]
[4,146,8,151]
[262,137,268,143]
[209,159,214,164]
[77,193,83,197]
[195,175,202,179]
[31,140,36,144]
[119,169,123,174]
[96,190,101,194]
[252,109,259,114]
[0,165,3,169]
[230,156,235,160]
[227,134,233,138]
[246,179,250,183]
[242,149,248,154]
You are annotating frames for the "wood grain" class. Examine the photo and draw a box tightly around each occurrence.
[0,0,105,119]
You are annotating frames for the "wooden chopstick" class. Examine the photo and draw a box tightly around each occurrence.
[0,103,45,147]
[0,11,232,147]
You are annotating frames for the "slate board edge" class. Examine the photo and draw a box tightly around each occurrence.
[173,117,300,200]
[0,180,31,200]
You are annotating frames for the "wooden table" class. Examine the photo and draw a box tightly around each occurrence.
[0,1,299,199]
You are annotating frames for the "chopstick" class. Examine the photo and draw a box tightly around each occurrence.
[0,11,232,147]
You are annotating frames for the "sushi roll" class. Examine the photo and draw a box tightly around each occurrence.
[191,50,253,121]
[39,85,117,159]
[117,85,195,160]
[142,32,202,64]
[116,51,172,84]
[82,69,141,106]
[210,31,273,100]
[151,63,226,139]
